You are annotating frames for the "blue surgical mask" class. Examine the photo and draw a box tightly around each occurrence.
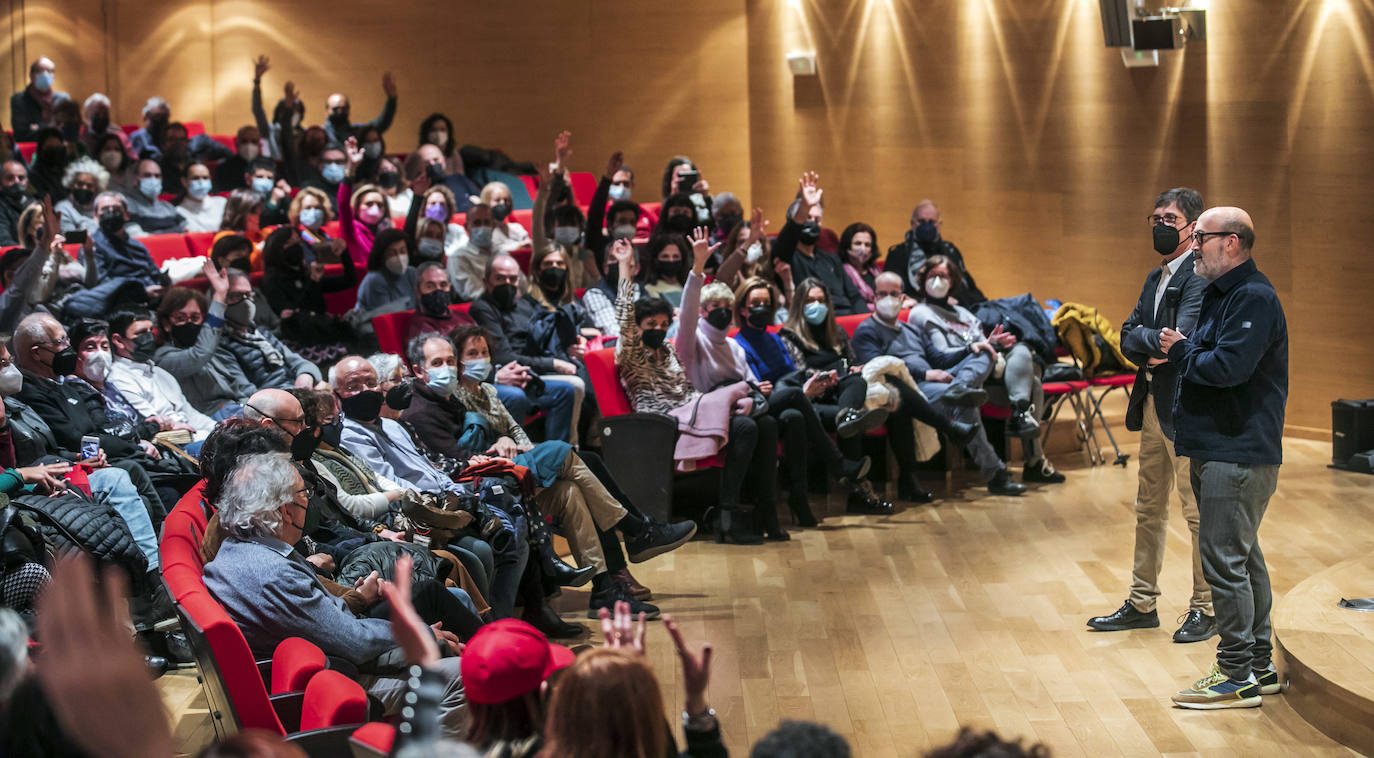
[803,302,828,325]
[139,176,163,199]
[299,207,323,228]
[462,357,491,384]
[251,177,274,196]
[608,184,631,201]
[470,227,493,249]
[321,163,346,184]
[426,365,458,396]
[187,178,212,199]
[33,72,54,92]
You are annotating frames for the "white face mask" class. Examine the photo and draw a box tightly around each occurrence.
[875,295,902,323]
[385,255,408,275]
[925,275,951,299]
[0,364,22,396]
[745,242,763,263]
[81,350,113,382]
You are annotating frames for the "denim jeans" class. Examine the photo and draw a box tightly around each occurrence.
[483,506,528,618]
[88,466,160,571]
[1192,459,1278,679]
[494,380,577,444]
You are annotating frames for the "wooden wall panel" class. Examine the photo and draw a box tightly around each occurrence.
[5,0,1373,433]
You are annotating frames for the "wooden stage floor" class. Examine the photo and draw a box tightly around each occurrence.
[162,432,1373,757]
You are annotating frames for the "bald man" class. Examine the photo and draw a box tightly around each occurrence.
[10,56,71,141]
[323,72,397,144]
[243,389,314,459]
[1160,207,1288,710]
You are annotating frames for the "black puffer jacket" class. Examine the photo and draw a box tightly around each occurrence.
[335,541,453,587]
[11,490,149,589]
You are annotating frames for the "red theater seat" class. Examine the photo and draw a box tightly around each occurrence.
[271,638,327,695]
[372,303,471,355]
[140,234,193,266]
[184,231,217,257]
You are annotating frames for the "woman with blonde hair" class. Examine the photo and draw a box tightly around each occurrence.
[480,180,531,253]
[287,186,335,247]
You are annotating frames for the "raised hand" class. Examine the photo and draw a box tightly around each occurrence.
[253,55,269,81]
[284,81,300,106]
[343,136,364,171]
[689,226,720,275]
[553,130,572,173]
[598,599,646,654]
[610,238,637,276]
[382,71,397,99]
[605,151,624,180]
[794,171,822,222]
[35,556,175,758]
[663,615,713,716]
[203,257,229,302]
[747,207,766,241]
[379,554,442,667]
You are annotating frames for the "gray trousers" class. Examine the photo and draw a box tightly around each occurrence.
[1192,459,1279,680]
[921,351,1005,481]
[362,655,467,738]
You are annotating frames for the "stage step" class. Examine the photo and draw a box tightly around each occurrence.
[1275,553,1374,755]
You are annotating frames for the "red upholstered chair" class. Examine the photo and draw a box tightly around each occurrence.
[371,311,412,356]
[836,313,868,337]
[566,172,597,207]
[16,142,36,162]
[141,234,193,266]
[271,638,327,695]
[319,264,358,315]
[350,722,396,757]
[300,670,370,732]
[518,174,540,201]
[507,209,534,237]
[509,246,532,274]
[182,121,207,137]
[185,231,217,257]
[1084,372,1136,466]
[1040,380,1092,462]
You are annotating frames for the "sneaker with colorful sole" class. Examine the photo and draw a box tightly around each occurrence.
[1172,663,1261,710]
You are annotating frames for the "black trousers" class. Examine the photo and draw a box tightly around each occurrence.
[884,381,959,476]
[367,576,484,641]
[718,414,778,512]
[768,385,846,494]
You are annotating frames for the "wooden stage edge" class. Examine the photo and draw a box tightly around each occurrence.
[1276,553,1374,756]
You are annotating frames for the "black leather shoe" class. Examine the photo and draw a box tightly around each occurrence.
[1087,600,1160,631]
[587,574,661,619]
[713,509,763,545]
[1022,459,1066,484]
[987,469,1027,496]
[625,520,697,563]
[836,407,889,438]
[145,655,170,679]
[536,536,597,587]
[897,473,934,504]
[1173,610,1218,643]
[1007,405,1040,438]
[946,419,979,447]
[524,603,586,638]
[845,482,896,515]
[941,382,989,408]
[788,493,819,527]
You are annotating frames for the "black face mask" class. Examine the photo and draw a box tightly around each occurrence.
[228,257,253,273]
[656,259,682,279]
[339,389,384,422]
[665,214,693,234]
[716,213,742,235]
[538,267,568,291]
[376,171,400,189]
[913,220,939,246]
[419,289,452,317]
[319,416,344,448]
[130,332,157,362]
[490,283,518,310]
[704,307,733,330]
[71,187,95,206]
[170,322,202,348]
[40,146,66,166]
[290,426,319,462]
[386,382,413,411]
[0,185,26,208]
[746,305,773,329]
[329,111,351,125]
[45,346,78,376]
[1153,222,1181,255]
[490,202,512,221]
[91,115,110,133]
[98,208,125,235]
[641,328,667,349]
[798,221,822,245]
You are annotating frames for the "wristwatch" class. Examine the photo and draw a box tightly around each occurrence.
[682,706,717,732]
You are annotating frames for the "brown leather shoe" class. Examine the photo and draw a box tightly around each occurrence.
[613,568,652,600]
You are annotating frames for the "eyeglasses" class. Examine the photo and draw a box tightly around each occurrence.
[1148,213,1183,226]
[1189,231,1233,246]
[168,312,203,326]
[225,291,252,305]
[37,337,71,350]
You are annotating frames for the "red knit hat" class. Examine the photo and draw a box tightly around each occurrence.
[460,618,575,704]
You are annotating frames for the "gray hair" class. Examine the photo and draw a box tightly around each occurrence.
[82,92,111,114]
[406,331,449,371]
[1152,187,1204,224]
[0,608,29,701]
[141,97,169,117]
[62,157,108,192]
[711,192,739,214]
[217,452,298,541]
[367,352,404,383]
[94,190,126,213]
[700,281,734,307]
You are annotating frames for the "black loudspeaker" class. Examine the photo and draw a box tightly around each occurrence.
[1332,399,1374,467]
[1133,17,1182,50]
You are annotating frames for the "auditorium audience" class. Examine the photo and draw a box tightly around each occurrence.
[357,228,417,314]
[771,173,866,317]
[54,156,105,235]
[448,202,503,300]
[405,262,476,342]
[323,72,398,144]
[884,199,986,304]
[106,310,217,442]
[78,93,134,159]
[9,57,68,142]
[124,159,186,235]
[839,222,884,311]
[480,181,531,253]
[175,161,226,232]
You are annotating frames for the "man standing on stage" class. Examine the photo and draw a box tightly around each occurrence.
[1087,188,1215,643]
[1161,206,1288,710]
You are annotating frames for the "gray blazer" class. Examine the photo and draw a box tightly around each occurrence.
[204,536,403,668]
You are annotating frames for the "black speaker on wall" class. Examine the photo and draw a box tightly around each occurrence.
[1331,398,1374,469]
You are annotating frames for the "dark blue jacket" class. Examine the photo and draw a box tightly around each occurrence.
[1168,258,1287,465]
[1120,252,1206,440]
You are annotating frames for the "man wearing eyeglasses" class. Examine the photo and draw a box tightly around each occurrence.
[1088,188,1215,645]
[1158,206,1287,710]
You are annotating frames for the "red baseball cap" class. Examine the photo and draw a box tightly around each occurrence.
[460,618,576,704]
